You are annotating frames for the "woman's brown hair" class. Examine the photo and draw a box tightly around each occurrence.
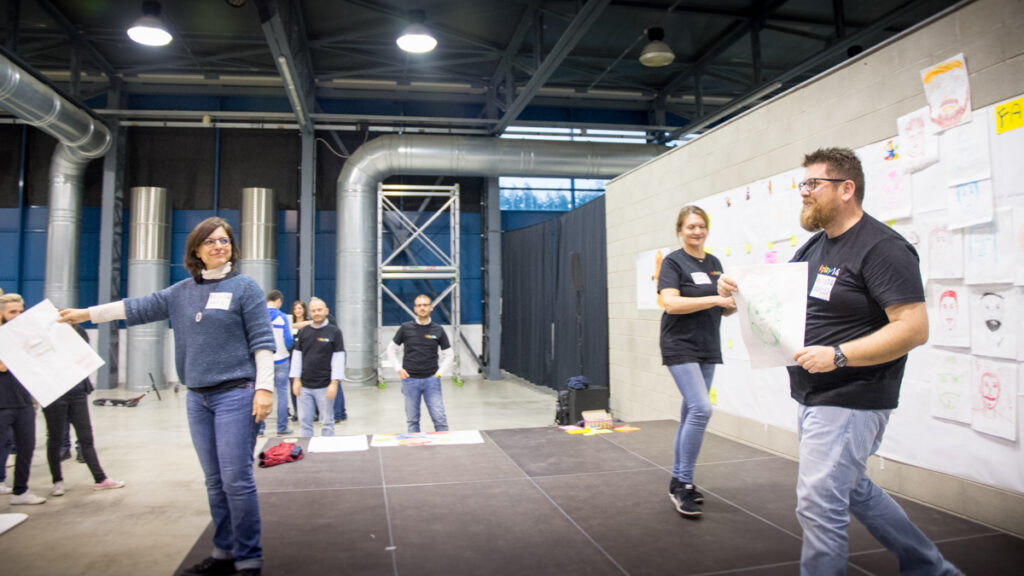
[675,205,709,233]
[184,217,239,281]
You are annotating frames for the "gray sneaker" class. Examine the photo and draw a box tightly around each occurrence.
[51,481,66,496]
[11,491,47,505]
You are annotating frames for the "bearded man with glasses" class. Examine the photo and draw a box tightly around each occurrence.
[718,148,960,575]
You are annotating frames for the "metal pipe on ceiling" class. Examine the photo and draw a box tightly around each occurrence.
[0,54,111,308]
[336,134,664,385]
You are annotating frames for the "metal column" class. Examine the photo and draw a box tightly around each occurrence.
[377,184,462,388]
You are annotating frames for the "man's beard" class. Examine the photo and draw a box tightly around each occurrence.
[986,319,1001,332]
[800,200,838,232]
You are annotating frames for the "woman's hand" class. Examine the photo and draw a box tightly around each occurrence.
[60,308,90,324]
[252,389,273,423]
[719,295,737,316]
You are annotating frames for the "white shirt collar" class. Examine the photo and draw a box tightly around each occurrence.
[201,262,232,280]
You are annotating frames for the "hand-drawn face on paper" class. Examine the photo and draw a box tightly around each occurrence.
[955,182,981,212]
[979,372,1001,411]
[980,292,1003,332]
[930,228,951,254]
[936,365,964,410]
[922,58,970,130]
[747,293,781,346]
[938,290,959,330]
[904,116,927,158]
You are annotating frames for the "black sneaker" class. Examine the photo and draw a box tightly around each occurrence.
[180,557,236,576]
[75,450,85,463]
[670,483,703,518]
[237,569,261,576]
[668,477,704,504]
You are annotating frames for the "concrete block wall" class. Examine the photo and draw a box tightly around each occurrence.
[605,0,1024,536]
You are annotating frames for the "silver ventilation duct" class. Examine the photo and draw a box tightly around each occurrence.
[337,134,663,384]
[237,187,277,294]
[0,54,112,308]
[127,187,170,390]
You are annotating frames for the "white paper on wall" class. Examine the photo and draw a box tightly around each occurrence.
[636,246,673,310]
[730,262,808,369]
[862,139,912,221]
[898,106,941,173]
[911,163,947,215]
[969,286,1017,360]
[921,53,971,132]
[988,98,1024,201]
[922,217,964,279]
[947,179,994,230]
[929,349,972,423]
[970,357,1017,441]
[942,118,992,187]
[927,281,970,348]
[0,300,105,408]
[964,209,1014,285]
[1014,207,1024,286]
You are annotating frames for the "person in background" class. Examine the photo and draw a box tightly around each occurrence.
[718,147,959,575]
[386,294,454,433]
[43,324,125,496]
[260,290,292,437]
[286,300,310,422]
[61,216,275,576]
[290,297,345,437]
[658,206,735,518]
[0,293,47,504]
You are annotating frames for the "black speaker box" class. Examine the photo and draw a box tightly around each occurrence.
[568,387,609,423]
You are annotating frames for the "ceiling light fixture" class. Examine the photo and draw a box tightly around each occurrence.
[396,10,437,54]
[639,27,674,67]
[127,1,173,46]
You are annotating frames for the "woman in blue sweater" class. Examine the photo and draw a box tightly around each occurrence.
[62,217,275,576]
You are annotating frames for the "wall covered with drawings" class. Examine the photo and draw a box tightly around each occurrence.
[605,0,1024,520]
[690,96,1024,496]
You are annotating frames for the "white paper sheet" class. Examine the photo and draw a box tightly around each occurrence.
[891,220,929,284]
[636,246,673,310]
[969,286,1017,360]
[990,98,1024,201]
[0,300,105,407]
[927,281,971,348]
[971,357,1017,441]
[947,179,994,230]
[928,350,972,423]
[921,53,971,132]
[943,119,992,187]
[370,430,484,447]
[1014,207,1024,286]
[910,163,947,215]
[731,262,807,369]
[964,209,1014,285]
[923,218,964,279]
[898,106,941,173]
[306,435,369,453]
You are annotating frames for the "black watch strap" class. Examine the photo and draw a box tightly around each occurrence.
[833,345,847,368]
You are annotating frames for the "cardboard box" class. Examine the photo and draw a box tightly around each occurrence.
[582,409,613,429]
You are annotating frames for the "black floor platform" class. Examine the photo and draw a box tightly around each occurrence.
[176,420,1024,575]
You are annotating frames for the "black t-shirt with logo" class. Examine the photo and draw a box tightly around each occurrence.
[788,213,924,410]
[294,323,344,388]
[393,321,451,378]
[657,249,724,365]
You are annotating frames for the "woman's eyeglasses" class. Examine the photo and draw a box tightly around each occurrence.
[202,237,231,247]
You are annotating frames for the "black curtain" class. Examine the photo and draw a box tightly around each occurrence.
[501,196,609,391]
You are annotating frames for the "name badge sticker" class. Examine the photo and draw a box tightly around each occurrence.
[206,292,233,310]
[691,272,711,285]
[809,273,836,301]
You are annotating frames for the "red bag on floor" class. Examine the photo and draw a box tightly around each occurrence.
[258,442,304,468]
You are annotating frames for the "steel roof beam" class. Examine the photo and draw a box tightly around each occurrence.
[256,0,316,132]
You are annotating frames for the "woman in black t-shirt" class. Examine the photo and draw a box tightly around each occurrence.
[657,205,735,518]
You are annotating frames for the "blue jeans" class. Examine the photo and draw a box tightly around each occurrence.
[402,376,448,432]
[257,362,291,435]
[298,386,334,437]
[667,363,715,483]
[796,404,959,576]
[187,385,262,570]
[332,380,347,421]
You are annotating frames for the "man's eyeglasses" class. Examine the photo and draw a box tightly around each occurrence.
[797,178,847,193]
[202,237,231,247]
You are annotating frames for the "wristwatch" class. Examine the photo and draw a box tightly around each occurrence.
[833,345,848,368]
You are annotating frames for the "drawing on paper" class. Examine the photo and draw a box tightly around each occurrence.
[926,224,963,279]
[927,283,970,348]
[970,288,1017,360]
[930,351,971,423]
[747,294,781,346]
[921,53,971,130]
[970,358,1017,441]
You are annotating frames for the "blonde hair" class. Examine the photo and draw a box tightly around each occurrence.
[675,205,709,233]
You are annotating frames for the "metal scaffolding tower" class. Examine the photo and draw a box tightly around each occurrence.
[377,183,462,388]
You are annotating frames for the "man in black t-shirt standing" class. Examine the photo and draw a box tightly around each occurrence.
[719,148,958,575]
[385,294,454,433]
[289,297,345,437]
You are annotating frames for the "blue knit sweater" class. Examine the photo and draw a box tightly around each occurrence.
[124,272,275,390]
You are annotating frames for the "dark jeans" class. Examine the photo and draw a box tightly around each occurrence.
[333,381,347,420]
[43,392,107,484]
[0,426,14,481]
[0,405,36,495]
